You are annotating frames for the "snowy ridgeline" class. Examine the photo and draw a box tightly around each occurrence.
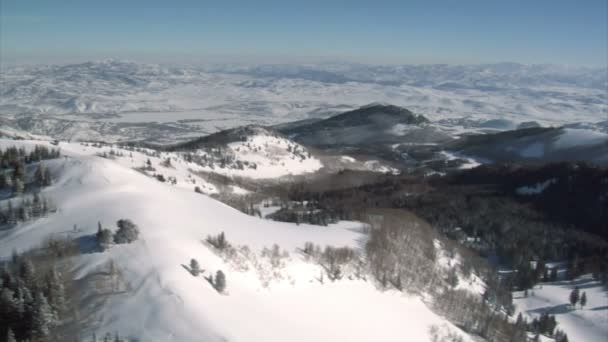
[186,132,322,179]
[77,131,323,196]
[0,138,491,342]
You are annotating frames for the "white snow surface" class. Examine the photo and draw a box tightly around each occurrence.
[0,138,474,342]
[514,275,608,342]
[1,60,606,142]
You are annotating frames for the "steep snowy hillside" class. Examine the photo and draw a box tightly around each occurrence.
[0,138,475,341]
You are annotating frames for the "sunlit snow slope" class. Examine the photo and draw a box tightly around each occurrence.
[0,139,472,342]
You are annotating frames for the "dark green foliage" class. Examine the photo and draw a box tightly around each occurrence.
[530,312,557,336]
[0,239,76,341]
[569,287,580,307]
[580,291,587,308]
[113,219,139,244]
[190,259,201,276]
[214,270,226,293]
[96,222,114,250]
[206,232,228,250]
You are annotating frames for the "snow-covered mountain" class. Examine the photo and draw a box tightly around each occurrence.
[1,60,606,143]
[449,126,608,165]
[0,138,478,341]
[171,125,323,179]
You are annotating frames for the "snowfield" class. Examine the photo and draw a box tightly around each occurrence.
[514,275,608,342]
[0,139,475,342]
[1,60,606,142]
[193,131,323,179]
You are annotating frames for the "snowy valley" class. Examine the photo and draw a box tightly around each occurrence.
[0,61,607,342]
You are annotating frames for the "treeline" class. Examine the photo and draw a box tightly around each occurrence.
[277,163,608,290]
[267,203,346,226]
[0,145,58,201]
[0,145,60,168]
[0,236,79,342]
[0,194,55,227]
[451,162,607,239]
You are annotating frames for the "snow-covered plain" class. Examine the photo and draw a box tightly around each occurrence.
[0,139,474,342]
[514,275,608,342]
[1,60,606,142]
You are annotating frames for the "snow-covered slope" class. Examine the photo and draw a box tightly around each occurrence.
[514,275,608,342]
[0,138,474,341]
[175,126,323,179]
[451,127,608,165]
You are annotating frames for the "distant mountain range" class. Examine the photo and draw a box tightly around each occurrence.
[1,60,605,144]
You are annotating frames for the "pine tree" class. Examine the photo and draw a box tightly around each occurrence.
[580,291,587,309]
[515,312,524,327]
[19,258,36,286]
[96,222,113,250]
[32,292,56,338]
[46,266,66,313]
[35,164,47,186]
[569,287,580,308]
[113,219,139,244]
[214,270,226,293]
[190,259,201,276]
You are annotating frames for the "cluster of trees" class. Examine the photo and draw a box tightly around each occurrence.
[277,162,608,291]
[96,149,125,159]
[206,232,229,250]
[515,311,570,342]
[0,145,60,168]
[89,332,128,342]
[268,205,342,226]
[568,286,588,309]
[0,237,79,341]
[188,259,227,293]
[0,194,54,227]
[1,145,59,198]
[96,219,140,251]
[365,210,440,292]
[187,147,258,171]
[302,243,360,281]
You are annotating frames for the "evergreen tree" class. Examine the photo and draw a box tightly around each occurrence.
[515,312,524,327]
[32,292,56,338]
[569,287,580,308]
[580,291,587,309]
[19,258,36,286]
[46,266,66,313]
[113,219,139,244]
[96,222,114,250]
[214,270,226,293]
[190,259,201,276]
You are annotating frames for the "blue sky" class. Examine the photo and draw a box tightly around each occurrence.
[1,0,606,66]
